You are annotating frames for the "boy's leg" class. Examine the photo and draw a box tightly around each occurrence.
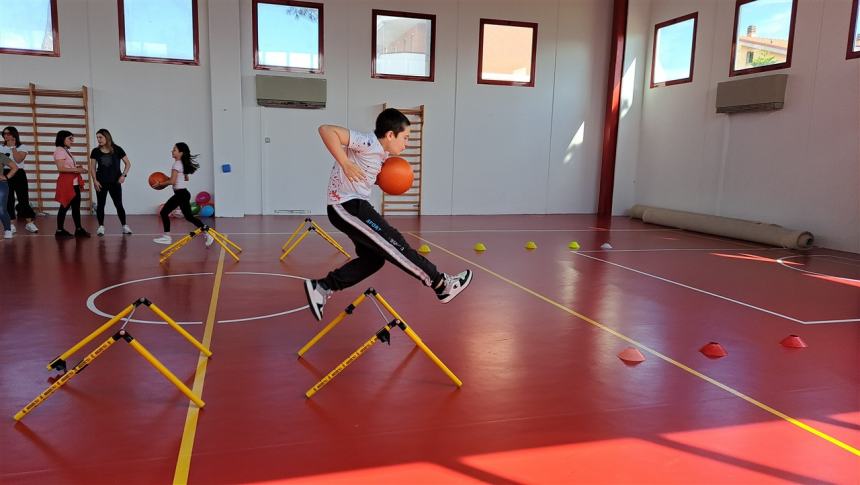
[305,243,385,321]
[319,241,385,291]
[328,199,443,288]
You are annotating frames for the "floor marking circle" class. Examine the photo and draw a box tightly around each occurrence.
[86,272,308,325]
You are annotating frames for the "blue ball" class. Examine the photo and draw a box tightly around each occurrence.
[200,205,215,217]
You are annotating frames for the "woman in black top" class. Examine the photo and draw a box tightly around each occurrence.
[88,128,132,236]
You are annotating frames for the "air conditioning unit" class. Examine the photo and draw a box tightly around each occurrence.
[716,74,787,114]
[256,75,326,109]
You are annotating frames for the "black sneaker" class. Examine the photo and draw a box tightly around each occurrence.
[55,229,74,239]
[75,228,91,238]
[303,279,330,321]
[435,270,473,303]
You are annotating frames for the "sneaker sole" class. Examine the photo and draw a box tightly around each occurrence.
[440,270,473,304]
[303,279,323,321]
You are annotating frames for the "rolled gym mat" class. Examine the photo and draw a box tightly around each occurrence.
[629,205,814,249]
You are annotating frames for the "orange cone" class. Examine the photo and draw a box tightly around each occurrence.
[780,335,807,348]
[618,347,645,364]
[700,342,727,358]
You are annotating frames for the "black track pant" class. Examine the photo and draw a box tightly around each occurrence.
[96,180,127,225]
[160,188,203,232]
[320,199,443,292]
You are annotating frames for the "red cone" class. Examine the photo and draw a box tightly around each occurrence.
[618,347,645,364]
[700,342,728,358]
[780,335,807,348]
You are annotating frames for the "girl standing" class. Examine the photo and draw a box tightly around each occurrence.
[151,142,212,247]
[53,130,90,238]
[1,126,38,233]
[89,128,132,236]
[0,152,19,239]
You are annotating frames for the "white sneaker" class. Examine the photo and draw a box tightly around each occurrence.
[25,222,37,233]
[153,234,172,245]
[96,225,105,236]
[10,225,15,234]
[435,270,473,303]
[204,232,214,247]
[3,230,12,239]
[303,279,331,321]
[122,225,133,234]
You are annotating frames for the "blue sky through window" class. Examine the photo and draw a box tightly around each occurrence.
[654,18,694,84]
[0,0,54,52]
[257,3,320,70]
[738,0,793,40]
[123,0,195,61]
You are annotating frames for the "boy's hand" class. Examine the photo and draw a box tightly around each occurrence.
[340,160,364,183]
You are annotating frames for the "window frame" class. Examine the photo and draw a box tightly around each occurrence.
[371,9,436,82]
[117,0,199,65]
[477,18,538,88]
[650,12,698,88]
[253,0,324,74]
[848,0,860,60]
[0,0,60,57]
[729,0,798,77]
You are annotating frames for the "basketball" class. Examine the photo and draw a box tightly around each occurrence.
[149,171,169,190]
[376,157,413,195]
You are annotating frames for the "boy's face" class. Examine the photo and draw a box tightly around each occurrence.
[381,126,410,155]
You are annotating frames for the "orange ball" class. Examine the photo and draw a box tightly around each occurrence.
[149,171,169,190]
[376,157,413,195]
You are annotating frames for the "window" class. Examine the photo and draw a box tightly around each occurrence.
[254,0,323,73]
[0,0,59,57]
[118,0,199,65]
[372,10,435,81]
[478,19,538,87]
[848,0,860,59]
[730,0,797,76]
[650,12,697,87]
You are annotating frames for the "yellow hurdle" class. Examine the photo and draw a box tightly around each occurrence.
[16,298,211,421]
[280,218,350,260]
[15,329,205,421]
[301,287,462,398]
[160,226,242,263]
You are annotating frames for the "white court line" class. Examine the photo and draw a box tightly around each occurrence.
[12,228,681,237]
[86,271,308,324]
[572,252,807,323]
[578,247,786,253]
[576,252,860,325]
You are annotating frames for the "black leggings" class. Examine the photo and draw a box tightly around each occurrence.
[96,180,127,225]
[160,188,203,232]
[57,185,82,231]
[3,168,36,220]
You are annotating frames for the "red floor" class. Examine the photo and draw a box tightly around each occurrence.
[1,214,858,484]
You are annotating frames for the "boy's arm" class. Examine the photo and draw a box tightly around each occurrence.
[318,125,364,182]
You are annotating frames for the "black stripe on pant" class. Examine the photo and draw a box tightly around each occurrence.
[160,188,204,232]
[320,198,442,292]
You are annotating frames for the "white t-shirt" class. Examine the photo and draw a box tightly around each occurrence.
[171,160,188,190]
[326,130,387,205]
[0,144,29,169]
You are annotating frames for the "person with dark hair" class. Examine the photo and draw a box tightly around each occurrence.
[151,142,212,247]
[1,126,39,233]
[53,130,89,238]
[303,108,473,321]
[0,151,19,239]
[89,128,132,236]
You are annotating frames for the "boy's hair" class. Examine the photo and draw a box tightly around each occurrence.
[374,108,410,139]
[55,130,73,147]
